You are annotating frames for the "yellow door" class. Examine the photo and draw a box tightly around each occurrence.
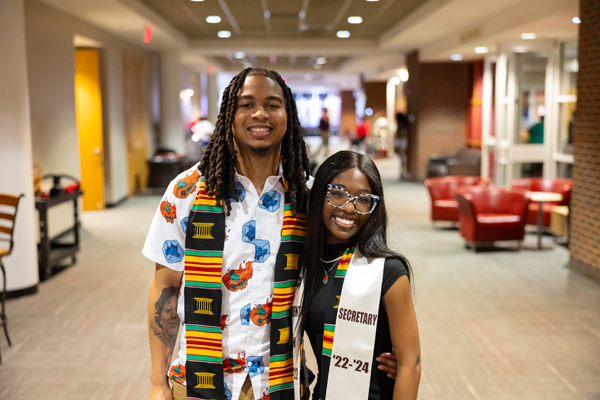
[75,49,105,211]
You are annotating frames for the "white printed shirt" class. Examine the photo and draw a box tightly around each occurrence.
[143,162,286,400]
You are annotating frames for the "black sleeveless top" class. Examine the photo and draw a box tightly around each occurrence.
[305,242,408,400]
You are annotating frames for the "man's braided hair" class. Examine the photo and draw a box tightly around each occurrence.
[198,67,311,216]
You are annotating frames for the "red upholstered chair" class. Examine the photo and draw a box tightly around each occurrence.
[511,178,572,226]
[424,176,488,224]
[454,186,531,251]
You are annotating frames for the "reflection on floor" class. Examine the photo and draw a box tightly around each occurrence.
[1,157,599,400]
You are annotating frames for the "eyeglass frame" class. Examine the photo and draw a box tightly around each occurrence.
[326,184,380,215]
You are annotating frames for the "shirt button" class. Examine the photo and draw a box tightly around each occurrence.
[249,332,255,338]
[255,265,261,271]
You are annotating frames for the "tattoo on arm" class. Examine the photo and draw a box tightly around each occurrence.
[153,286,180,347]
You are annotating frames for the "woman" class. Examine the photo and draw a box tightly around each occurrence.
[298,150,420,400]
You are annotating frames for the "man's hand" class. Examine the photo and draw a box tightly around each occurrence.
[376,352,398,379]
[149,382,174,400]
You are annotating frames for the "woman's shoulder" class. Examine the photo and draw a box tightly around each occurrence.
[383,256,408,274]
[381,257,409,295]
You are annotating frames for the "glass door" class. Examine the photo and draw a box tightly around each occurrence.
[494,41,558,186]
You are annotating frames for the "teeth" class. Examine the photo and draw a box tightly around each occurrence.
[334,216,355,226]
[249,127,270,132]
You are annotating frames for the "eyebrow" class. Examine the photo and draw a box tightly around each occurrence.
[238,95,284,102]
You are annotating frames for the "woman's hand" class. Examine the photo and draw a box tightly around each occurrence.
[376,352,398,379]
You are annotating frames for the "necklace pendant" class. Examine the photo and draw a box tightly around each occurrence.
[323,275,329,284]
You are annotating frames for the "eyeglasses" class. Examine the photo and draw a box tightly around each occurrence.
[326,184,379,214]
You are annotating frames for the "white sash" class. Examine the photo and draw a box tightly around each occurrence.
[293,250,385,400]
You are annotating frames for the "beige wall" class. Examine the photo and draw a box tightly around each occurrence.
[24,0,155,206]
[0,0,40,291]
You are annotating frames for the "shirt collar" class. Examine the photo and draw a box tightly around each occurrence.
[234,160,285,189]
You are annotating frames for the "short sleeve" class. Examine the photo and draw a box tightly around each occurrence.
[381,257,408,296]
[142,165,201,272]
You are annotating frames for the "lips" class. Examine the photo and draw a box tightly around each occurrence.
[247,125,272,138]
[332,214,357,228]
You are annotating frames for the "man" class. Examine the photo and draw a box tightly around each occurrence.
[318,108,330,158]
[144,68,397,400]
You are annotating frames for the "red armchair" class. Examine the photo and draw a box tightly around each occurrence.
[511,178,572,226]
[424,176,487,224]
[454,186,531,251]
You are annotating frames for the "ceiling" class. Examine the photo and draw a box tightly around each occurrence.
[40,0,580,88]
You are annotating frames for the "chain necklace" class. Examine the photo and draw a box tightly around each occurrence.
[320,255,343,284]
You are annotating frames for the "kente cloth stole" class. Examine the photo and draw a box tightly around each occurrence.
[185,177,307,400]
[293,248,385,400]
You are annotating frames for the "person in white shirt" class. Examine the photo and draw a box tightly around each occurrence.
[144,68,398,400]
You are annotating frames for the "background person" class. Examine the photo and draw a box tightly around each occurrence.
[319,108,330,157]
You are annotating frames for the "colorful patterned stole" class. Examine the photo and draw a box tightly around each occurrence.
[185,177,307,400]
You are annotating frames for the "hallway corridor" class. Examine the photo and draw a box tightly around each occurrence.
[1,158,599,400]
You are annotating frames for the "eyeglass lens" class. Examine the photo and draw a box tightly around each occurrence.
[328,187,375,213]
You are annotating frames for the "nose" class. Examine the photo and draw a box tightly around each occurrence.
[341,199,357,214]
[251,106,268,120]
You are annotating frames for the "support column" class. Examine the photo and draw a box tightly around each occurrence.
[207,72,218,125]
[159,51,185,155]
[0,0,39,294]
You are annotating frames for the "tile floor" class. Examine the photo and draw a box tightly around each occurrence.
[1,157,599,400]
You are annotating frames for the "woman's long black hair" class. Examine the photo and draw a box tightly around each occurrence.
[299,150,412,335]
[198,67,311,216]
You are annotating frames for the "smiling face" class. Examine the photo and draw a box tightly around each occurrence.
[161,296,179,339]
[232,75,287,157]
[323,168,373,244]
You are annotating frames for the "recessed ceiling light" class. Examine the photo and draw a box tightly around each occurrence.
[398,68,409,82]
[348,16,363,24]
[572,17,581,24]
[316,57,327,64]
[191,0,204,2]
[337,30,351,38]
[206,16,221,23]
[450,54,463,61]
[304,73,313,80]
[313,63,323,69]
[366,0,379,2]
[218,30,231,38]
[514,46,528,53]
[521,33,536,40]
[234,52,245,59]
[474,46,488,54]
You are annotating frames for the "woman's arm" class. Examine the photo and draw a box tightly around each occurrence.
[383,275,421,400]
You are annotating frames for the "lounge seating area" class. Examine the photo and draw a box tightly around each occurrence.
[425,175,573,251]
[455,186,530,251]
[511,178,573,226]
[424,176,488,224]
